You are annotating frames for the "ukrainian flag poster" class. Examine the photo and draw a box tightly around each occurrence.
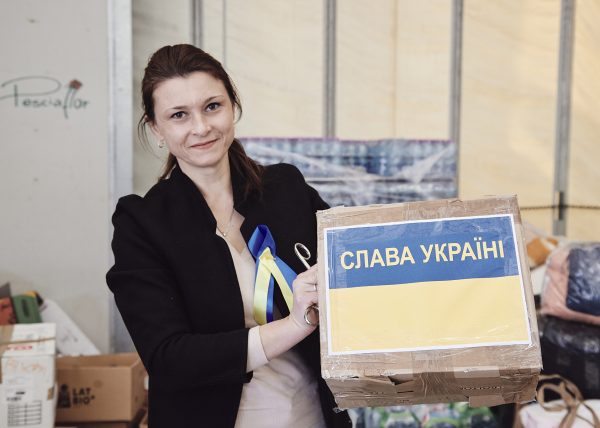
[323,214,531,355]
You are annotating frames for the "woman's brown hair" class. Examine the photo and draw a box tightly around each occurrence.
[139,44,263,196]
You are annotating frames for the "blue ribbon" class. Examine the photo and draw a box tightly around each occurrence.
[248,225,298,323]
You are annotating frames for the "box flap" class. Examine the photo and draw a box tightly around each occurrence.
[0,322,56,357]
[57,352,140,370]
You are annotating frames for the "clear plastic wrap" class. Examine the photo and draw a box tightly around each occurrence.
[540,315,600,398]
[316,196,541,409]
[240,137,457,206]
[541,244,600,326]
[566,244,600,316]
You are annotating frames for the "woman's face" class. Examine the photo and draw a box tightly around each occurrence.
[150,71,235,173]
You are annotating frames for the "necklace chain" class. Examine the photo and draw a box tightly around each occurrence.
[217,206,235,238]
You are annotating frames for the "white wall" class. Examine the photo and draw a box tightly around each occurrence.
[132,0,191,195]
[459,0,560,233]
[568,0,600,240]
[0,1,115,352]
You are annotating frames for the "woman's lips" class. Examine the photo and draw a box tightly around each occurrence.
[190,139,217,149]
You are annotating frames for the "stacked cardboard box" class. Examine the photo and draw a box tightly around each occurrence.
[317,196,542,408]
[54,353,146,427]
[0,323,57,428]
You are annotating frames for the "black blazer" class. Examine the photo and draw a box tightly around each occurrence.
[106,162,351,428]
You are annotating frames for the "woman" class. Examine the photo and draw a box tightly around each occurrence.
[106,44,351,428]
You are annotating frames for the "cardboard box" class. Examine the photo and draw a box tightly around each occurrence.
[55,409,144,427]
[56,353,146,423]
[317,196,542,408]
[56,422,136,428]
[0,323,57,428]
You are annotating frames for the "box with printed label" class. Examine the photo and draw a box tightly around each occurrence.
[317,196,542,408]
[55,353,146,423]
[0,323,57,428]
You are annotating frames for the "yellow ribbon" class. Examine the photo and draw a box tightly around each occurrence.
[253,247,294,325]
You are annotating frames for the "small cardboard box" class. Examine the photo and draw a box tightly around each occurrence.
[55,353,146,423]
[0,323,57,428]
[317,196,542,408]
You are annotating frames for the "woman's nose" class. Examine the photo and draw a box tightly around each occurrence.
[191,113,210,136]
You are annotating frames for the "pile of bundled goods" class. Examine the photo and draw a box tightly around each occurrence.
[515,242,600,426]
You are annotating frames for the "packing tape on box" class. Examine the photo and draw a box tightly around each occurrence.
[47,384,55,400]
[319,197,523,229]
[413,344,538,405]
[320,344,539,404]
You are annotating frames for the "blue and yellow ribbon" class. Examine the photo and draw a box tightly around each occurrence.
[248,225,297,325]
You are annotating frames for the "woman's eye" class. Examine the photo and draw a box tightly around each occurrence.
[171,111,185,119]
[206,102,221,112]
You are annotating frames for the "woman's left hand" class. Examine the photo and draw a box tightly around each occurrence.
[289,264,319,329]
[258,264,320,360]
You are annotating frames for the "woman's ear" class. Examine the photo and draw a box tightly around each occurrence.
[149,121,163,142]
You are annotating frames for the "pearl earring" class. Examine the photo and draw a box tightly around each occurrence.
[158,139,165,148]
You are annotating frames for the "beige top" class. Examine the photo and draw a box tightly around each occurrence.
[220,232,326,428]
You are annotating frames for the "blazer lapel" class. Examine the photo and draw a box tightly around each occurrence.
[232,167,292,318]
[168,164,247,328]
